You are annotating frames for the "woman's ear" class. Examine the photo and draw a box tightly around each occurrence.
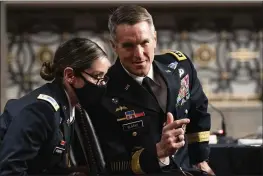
[64,67,75,84]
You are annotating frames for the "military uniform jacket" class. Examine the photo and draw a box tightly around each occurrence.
[88,51,211,174]
[0,82,73,175]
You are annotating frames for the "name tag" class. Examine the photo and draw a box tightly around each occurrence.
[53,146,65,155]
[122,120,144,131]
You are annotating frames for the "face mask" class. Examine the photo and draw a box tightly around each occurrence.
[73,75,106,108]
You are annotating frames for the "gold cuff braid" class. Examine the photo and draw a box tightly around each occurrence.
[187,131,210,144]
[131,148,145,174]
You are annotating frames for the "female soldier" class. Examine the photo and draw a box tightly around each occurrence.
[0,38,111,175]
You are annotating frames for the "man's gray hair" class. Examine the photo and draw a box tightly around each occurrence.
[108,5,155,41]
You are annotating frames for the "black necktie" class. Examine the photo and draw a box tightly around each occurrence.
[142,77,157,102]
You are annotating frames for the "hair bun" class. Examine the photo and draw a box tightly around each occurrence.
[40,61,55,81]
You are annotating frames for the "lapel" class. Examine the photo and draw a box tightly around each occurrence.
[153,59,181,116]
[106,60,161,113]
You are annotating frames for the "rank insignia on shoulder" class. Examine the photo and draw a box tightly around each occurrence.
[115,106,128,112]
[167,51,187,61]
[37,94,59,111]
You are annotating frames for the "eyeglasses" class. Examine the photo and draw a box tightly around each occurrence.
[82,71,109,86]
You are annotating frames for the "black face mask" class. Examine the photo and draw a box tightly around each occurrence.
[73,75,106,108]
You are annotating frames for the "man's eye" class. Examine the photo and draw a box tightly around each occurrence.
[123,43,134,48]
[142,40,149,45]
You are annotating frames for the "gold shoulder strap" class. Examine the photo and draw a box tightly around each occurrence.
[166,51,187,61]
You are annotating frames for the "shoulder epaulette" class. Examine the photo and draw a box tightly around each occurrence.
[37,94,60,111]
[166,51,187,61]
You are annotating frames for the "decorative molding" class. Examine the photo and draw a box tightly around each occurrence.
[5,7,263,103]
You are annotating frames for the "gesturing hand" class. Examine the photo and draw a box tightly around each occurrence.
[156,112,190,158]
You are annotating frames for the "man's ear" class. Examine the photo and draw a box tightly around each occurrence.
[63,67,75,84]
[154,31,157,42]
[153,31,157,48]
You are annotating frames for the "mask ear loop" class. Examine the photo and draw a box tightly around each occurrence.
[79,73,92,85]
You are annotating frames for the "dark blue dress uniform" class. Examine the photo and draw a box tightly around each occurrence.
[87,51,211,174]
[0,82,74,175]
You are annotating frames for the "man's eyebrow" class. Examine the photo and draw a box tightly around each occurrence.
[142,39,149,43]
[122,42,134,47]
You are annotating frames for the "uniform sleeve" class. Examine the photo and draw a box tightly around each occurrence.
[186,59,211,165]
[0,101,56,175]
[89,109,161,175]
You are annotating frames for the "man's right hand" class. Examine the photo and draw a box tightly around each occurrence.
[156,112,190,158]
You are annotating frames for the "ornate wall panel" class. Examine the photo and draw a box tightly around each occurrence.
[0,2,7,111]
[6,6,263,103]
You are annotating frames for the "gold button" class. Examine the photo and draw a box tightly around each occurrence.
[132,132,137,136]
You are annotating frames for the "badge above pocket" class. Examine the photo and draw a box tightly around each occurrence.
[117,110,145,122]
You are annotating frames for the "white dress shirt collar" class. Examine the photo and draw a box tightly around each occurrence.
[121,62,159,86]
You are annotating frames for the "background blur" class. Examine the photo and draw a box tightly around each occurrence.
[0,1,262,141]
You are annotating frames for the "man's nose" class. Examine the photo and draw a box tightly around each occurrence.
[134,45,144,58]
